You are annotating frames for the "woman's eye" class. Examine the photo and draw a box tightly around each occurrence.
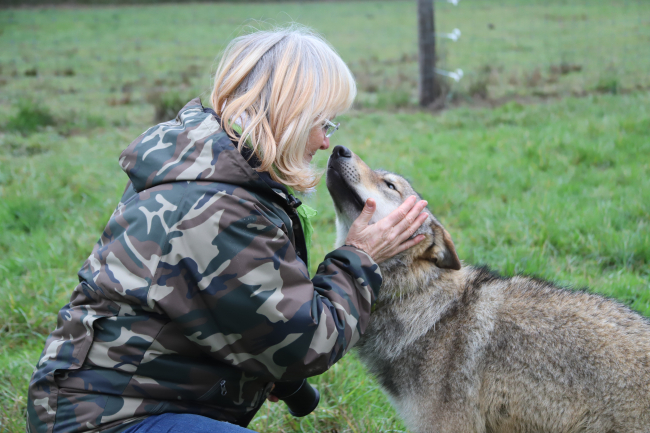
[385,181,396,190]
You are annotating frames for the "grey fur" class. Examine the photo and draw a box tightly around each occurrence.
[326,147,650,433]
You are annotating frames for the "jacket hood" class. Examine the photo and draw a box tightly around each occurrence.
[119,98,270,194]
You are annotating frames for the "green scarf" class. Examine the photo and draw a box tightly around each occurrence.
[285,186,317,274]
[229,123,316,273]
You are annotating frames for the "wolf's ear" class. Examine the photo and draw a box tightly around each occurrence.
[426,223,462,270]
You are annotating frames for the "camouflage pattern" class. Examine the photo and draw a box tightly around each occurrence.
[27,99,382,433]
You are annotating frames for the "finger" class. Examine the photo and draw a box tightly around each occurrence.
[382,196,417,226]
[393,200,428,234]
[396,211,429,244]
[267,395,280,403]
[392,234,427,255]
[352,198,376,227]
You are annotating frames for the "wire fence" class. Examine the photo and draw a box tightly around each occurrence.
[346,0,650,107]
[0,0,648,117]
[444,0,649,98]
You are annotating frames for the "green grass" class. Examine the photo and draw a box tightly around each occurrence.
[1,1,649,432]
[4,92,648,433]
[1,0,649,117]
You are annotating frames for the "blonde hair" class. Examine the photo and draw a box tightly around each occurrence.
[211,26,356,191]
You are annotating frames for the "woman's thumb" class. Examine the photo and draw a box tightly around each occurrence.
[356,198,376,226]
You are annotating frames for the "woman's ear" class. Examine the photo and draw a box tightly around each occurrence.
[426,223,462,270]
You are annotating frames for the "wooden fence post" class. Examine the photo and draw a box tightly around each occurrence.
[418,0,440,106]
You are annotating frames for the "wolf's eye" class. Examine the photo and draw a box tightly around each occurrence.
[384,181,397,190]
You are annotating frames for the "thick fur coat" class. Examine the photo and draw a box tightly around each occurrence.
[326,145,650,433]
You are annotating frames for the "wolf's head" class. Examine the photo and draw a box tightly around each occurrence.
[326,145,461,277]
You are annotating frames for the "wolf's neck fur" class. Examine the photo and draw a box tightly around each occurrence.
[361,262,471,360]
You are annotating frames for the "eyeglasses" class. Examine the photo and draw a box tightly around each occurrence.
[323,119,340,138]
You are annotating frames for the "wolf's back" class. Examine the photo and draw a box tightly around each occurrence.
[476,267,650,431]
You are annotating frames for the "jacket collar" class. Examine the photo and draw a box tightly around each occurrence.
[202,106,303,211]
[120,98,302,211]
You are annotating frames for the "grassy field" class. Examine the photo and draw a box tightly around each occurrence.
[1,1,649,432]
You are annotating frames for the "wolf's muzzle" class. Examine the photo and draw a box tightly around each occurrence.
[326,146,365,213]
[328,146,360,184]
[331,145,352,160]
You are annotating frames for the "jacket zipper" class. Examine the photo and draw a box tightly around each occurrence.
[215,111,309,268]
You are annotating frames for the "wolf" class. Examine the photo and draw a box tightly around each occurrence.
[326,145,650,433]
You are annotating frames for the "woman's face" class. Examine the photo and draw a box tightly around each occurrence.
[305,122,331,163]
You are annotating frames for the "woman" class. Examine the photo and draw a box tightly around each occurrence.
[27,27,427,433]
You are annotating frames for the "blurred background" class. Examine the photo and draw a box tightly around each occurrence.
[1,1,649,432]
[2,0,649,124]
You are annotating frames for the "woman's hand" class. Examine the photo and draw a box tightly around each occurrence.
[267,384,279,402]
[344,196,428,264]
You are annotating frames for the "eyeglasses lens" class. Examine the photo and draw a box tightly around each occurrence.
[324,123,339,138]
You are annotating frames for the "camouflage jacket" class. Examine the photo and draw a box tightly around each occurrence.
[27,99,382,433]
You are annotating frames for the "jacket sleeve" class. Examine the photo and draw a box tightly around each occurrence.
[149,192,383,381]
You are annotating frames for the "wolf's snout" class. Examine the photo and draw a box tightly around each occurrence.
[331,145,352,160]
[328,145,360,183]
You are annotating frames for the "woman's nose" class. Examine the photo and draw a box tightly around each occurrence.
[320,137,330,150]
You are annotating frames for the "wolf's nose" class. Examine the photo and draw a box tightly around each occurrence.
[332,145,352,159]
